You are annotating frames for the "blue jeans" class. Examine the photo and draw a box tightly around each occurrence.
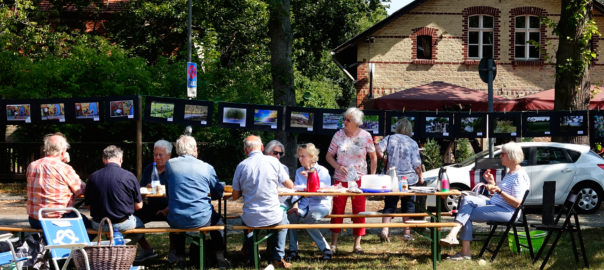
[91,215,145,243]
[287,205,330,252]
[243,211,288,261]
[455,195,513,241]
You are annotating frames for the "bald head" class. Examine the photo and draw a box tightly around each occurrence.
[243,135,263,154]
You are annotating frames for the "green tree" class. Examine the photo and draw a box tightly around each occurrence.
[421,139,442,171]
[550,0,599,144]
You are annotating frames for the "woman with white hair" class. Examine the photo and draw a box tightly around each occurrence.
[440,141,530,261]
[326,107,377,254]
[287,143,333,260]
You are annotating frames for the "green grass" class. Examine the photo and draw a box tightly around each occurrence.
[0,182,26,194]
[136,228,604,269]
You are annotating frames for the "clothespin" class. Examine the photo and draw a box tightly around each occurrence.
[469,109,472,115]
[436,108,439,115]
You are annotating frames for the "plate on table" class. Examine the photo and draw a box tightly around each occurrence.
[140,187,152,195]
[360,188,392,193]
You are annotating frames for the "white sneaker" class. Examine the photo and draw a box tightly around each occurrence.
[439,235,459,246]
[447,252,471,261]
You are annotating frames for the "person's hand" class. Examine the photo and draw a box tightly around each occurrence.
[146,184,152,188]
[486,184,500,194]
[418,177,424,185]
[287,207,299,215]
[300,170,308,178]
[337,165,348,175]
[482,169,495,184]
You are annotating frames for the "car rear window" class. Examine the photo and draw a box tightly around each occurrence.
[567,149,581,162]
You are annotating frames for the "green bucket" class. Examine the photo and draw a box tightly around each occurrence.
[508,230,547,254]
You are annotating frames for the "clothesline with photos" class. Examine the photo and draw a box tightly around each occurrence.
[2,95,604,139]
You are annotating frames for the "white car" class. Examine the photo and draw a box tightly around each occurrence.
[424,142,604,214]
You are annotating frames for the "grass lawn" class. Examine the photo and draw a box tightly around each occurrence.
[135,227,604,269]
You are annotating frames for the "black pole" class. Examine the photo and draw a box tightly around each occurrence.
[187,0,192,63]
[488,59,494,158]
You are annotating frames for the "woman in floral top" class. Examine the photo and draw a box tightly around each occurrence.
[326,107,377,254]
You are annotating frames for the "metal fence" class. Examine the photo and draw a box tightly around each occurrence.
[0,142,154,182]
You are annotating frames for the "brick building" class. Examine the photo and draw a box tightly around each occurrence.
[332,0,604,108]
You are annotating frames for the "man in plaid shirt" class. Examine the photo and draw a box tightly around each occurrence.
[27,132,89,229]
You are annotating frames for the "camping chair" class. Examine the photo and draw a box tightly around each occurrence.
[38,207,142,270]
[532,192,588,270]
[0,233,27,270]
[478,190,533,261]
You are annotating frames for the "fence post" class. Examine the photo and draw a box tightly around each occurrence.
[136,95,143,180]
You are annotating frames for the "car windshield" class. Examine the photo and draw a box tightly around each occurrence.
[454,147,501,167]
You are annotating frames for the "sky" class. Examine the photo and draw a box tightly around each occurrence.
[385,0,414,15]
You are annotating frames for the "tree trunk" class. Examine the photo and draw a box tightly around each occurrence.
[553,0,592,144]
[268,0,297,176]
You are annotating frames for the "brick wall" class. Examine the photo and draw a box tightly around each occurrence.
[353,0,604,107]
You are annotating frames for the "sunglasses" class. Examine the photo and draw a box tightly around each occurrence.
[272,151,284,157]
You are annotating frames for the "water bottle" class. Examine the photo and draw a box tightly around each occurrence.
[441,178,449,192]
[388,167,399,192]
[399,176,408,192]
[151,162,160,194]
[113,228,124,245]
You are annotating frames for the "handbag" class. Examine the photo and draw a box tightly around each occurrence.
[73,217,137,270]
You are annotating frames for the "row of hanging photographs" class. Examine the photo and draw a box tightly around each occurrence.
[3,96,604,139]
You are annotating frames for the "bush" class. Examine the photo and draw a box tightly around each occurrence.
[455,138,474,163]
[422,139,442,171]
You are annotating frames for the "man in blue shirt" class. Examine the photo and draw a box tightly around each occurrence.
[165,135,226,267]
[232,135,294,269]
[85,145,157,262]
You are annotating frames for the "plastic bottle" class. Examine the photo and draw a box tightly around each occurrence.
[399,176,408,192]
[441,178,449,192]
[388,167,399,192]
[151,162,160,194]
[113,228,125,245]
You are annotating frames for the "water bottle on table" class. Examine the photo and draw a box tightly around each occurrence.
[113,228,125,245]
[151,161,160,194]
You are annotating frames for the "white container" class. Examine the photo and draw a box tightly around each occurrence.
[360,174,393,192]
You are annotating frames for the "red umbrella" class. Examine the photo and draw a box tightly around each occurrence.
[370,81,517,112]
[518,86,604,110]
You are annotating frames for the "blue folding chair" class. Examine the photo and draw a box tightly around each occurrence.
[38,208,143,270]
[0,233,27,270]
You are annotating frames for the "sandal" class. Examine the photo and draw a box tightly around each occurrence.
[447,252,471,261]
[330,244,337,255]
[353,247,364,254]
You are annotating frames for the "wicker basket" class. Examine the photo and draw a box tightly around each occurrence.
[73,217,138,270]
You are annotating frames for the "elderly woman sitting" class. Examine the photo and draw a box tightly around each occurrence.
[439,141,530,261]
[287,143,333,260]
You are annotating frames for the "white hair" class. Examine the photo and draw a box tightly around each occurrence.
[244,136,263,151]
[175,135,197,156]
[265,140,285,156]
[344,107,364,126]
[154,139,173,154]
[102,145,123,160]
[43,133,69,156]
[502,141,524,164]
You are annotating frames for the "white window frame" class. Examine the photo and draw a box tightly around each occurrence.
[514,15,540,60]
[468,15,494,59]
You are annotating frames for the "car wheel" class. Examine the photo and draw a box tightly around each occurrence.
[442,184,468,212]
[572,182,603,214]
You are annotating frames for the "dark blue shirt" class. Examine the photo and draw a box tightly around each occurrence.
[85,163,142,223]
[140,163,168,208]
[166,155,223,229]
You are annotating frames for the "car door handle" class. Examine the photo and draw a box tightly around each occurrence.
[561,168,573,173]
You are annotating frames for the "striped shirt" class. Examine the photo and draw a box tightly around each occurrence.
[26,156,85,219]
[490,168,530,211]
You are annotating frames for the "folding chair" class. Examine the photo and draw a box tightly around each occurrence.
[0,233,27,270]
[532,192,588,270]
[478,190,533,261]
[38,207,143,270]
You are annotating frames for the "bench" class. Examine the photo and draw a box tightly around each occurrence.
[232,222,458,270]
[225,212,453,220]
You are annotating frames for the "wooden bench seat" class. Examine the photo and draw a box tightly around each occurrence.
[225,212,453,220]
[232,222,458,230]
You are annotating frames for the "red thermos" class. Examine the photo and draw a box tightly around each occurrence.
[307,169,320,192]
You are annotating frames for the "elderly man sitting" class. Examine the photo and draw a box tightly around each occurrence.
[232,135,294,269]
[165,135,227,268]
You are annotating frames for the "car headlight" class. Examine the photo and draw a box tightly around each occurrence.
[424,176,437,186]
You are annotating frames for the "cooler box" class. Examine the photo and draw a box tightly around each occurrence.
[360,174,392,193]
[508,230,546,254]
